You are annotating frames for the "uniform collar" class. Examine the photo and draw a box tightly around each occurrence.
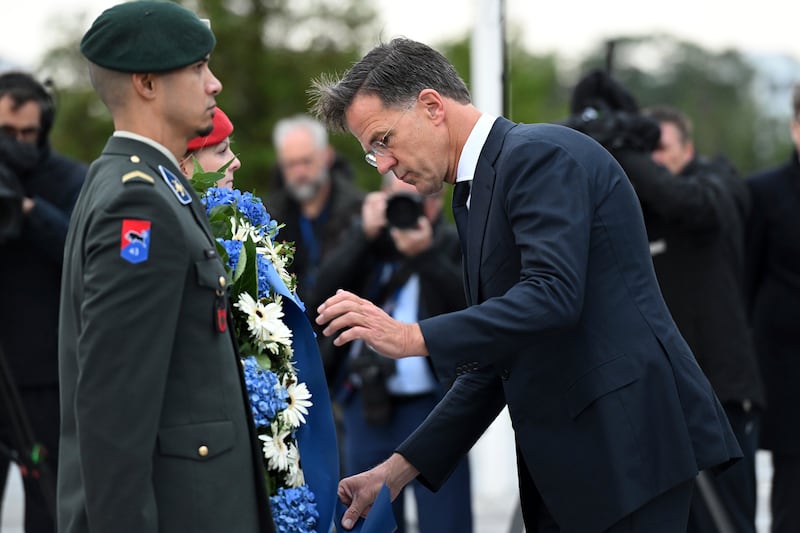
[113,131,181,169]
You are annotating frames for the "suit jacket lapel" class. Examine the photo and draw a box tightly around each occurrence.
[464,117,515,304]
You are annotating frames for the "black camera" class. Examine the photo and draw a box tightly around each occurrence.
[349,348,396,425]
[0,167,23,243]
[385,191,424,229]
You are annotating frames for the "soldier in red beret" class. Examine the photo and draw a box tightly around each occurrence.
[180,106,240,189]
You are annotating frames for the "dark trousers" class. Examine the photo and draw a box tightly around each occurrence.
[687,402,760,533]
[770,451,800,533]
[517,452,693,533]
[342,390,473,533]
[0,384,59,533]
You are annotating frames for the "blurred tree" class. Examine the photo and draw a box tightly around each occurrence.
[187,0,383,194]
[438,31,568,126]
[38,13,793,197]
[41,0,383,196]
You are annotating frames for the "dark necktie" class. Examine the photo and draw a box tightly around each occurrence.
[452,180,471,254]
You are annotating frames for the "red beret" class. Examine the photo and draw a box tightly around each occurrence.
[187,107,233,151]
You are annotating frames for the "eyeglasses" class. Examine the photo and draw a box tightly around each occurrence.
[364,103,414,168]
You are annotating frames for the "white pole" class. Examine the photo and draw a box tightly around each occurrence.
[470,0,505,116]
[467,1,520,529]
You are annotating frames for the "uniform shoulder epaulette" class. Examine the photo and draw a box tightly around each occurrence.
[120,155,155,185]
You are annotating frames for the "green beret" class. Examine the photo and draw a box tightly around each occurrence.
[80,1,216,73]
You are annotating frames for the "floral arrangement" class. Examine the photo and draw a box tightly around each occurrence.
[191,165,319,532]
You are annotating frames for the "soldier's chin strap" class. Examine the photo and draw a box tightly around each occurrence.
[0,343,56,521]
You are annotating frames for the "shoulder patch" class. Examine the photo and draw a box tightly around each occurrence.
[158,165,192,205]
[120,219,151,264]
[121,170,155,185]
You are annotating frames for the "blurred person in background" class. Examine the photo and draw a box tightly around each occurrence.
[566,72,764,532]
[745,83,800,533]
[267,114,363,304]
[0,70,86,533]
[619,103,763,533]
[311,173,471,533]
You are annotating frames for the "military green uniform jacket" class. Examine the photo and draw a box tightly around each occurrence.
[58,135,275,533]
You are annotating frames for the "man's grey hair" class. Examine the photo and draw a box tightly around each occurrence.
[309,38,471,132]
[272,114,329,152]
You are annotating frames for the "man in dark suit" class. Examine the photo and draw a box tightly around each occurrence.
[58,3,274,533]
[311,38,741,533]
[745,83,800,533]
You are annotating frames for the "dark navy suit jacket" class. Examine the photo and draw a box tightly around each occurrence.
[396,119,741,532]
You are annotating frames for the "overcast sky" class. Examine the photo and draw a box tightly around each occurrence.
[3,0,800,70]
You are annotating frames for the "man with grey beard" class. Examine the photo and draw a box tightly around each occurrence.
[268,114,364,305]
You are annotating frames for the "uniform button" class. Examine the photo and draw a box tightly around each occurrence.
[501,369,510,380]
[198,445,209,457]
[130,155,140,163]
[218,276,226,288]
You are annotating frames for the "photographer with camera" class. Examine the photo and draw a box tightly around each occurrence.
[268,114,364,304]
[0,71,86,533]
[566,71,764,533]
[311,173,472,533]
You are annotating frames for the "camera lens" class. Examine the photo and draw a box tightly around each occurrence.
[385,192,423,229]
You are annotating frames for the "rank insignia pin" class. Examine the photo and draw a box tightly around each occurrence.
[158,165,192,205]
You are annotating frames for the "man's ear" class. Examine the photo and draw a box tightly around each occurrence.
[418,89,445,125]
[131,73,158,100]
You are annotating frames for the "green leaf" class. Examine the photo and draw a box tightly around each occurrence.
[255,353,273,371]
[233,241,248,282]
[189,157,225,195]
[208,204,237,229]
[214,240,233,277]
[232,236,259,302]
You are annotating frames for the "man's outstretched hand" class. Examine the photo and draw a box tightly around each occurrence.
[338,454,419,530]
[316,290,428,359]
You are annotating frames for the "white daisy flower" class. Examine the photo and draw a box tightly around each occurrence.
[234,293,293,353]
[257,240,289,273]
[281,377,312,428]
[258,430,291,471]
[256,241,294,289]
[285,443,305,487]
[231,216,263,244]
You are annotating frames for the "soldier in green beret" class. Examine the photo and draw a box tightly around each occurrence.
[58,2,275,532]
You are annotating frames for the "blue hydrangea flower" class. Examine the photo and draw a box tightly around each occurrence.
[270,485,319,533]
[242,357,288,428]
[217,238,243,272]
[237,191,273,230]
[202,186,241,215]
[203,187,279,239]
